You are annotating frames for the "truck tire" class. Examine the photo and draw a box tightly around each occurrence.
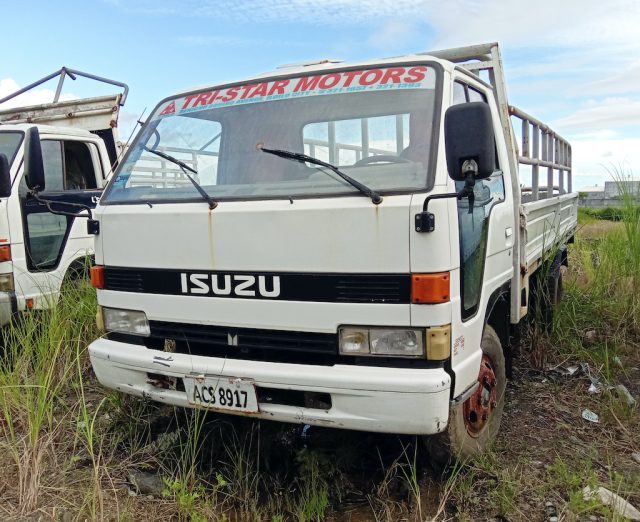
[531,262,565,329]
[550,265,565,307]
[426,325,506,467]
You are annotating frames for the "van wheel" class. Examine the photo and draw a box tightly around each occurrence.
[425,325,506,467]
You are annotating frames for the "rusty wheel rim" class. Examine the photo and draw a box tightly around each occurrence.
[463,354,498,437]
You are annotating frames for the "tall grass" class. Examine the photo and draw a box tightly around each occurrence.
[0,279,97,513]
[554,168,640,367]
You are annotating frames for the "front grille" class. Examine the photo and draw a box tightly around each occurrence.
[335,277,406,302]
[104,269,143,292]
[146,321,338,365]
[102,267,410,304]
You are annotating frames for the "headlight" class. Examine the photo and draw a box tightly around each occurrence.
[0,273,14,292]
[102,307,150,336]
[339,327,425,357]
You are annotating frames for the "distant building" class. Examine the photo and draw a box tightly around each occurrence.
[578,181,640,208]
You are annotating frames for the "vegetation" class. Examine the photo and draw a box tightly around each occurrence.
[0,175,638,520]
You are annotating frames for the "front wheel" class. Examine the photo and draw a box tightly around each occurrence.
[426,325,506,465]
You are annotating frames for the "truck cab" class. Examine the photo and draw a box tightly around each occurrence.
[88,44,577,458]
[0,68,128,325]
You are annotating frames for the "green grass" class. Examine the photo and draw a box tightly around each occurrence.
[0,279,98,514]
[0,172,638,520]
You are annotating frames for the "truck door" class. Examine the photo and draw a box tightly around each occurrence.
[19,138,102,275]
[450,80,516,395]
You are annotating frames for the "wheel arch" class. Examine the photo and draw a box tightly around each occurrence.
[483,282,512,377]
[63,253,95,282]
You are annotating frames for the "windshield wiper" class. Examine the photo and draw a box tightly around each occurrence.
[258,145,382,205]
[144,147,217,209]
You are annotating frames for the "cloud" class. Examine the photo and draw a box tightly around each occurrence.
[177,34,304,47]
[554,98,640,130]
[108,0,431,24]
[368,20,420,50]
[580,59,640,97]
[422,0,640,50]
[0,78,76,110]
[572,138,640,171]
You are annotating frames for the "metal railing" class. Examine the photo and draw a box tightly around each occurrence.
[510,105,572,198]
[423,42,572,202]
[0,67,129,106]
[304,138,396,163]
[128,147,218,188]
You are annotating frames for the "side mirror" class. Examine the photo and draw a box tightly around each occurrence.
[0,154,11,198]
[24,127,45,192]
[444,102,496,181]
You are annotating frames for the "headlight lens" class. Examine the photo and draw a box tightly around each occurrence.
[0,273,14,292]
[370,329,423,356]
[102,307,150,336]
[339,327,425,357]
[339,328,370,354]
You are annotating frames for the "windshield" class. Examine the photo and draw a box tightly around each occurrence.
[0,131,23,166]
[104,64,439,204]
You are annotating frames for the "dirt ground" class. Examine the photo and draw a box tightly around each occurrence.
[1,218,638,521]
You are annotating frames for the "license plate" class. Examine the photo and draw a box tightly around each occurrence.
[184,376,259,413]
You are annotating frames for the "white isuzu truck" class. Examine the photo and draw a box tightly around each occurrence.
[0,68,128,326]
[84,43,577,458]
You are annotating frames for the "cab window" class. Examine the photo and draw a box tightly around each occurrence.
[40,139,98,191]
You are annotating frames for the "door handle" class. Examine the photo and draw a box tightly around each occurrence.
[505,227,514,248]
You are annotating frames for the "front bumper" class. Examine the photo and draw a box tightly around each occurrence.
[89,338,452,435]
[0,291,17,327]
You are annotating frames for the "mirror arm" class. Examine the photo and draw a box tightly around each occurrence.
[414,159,478,233]
[29,190,94,219]
[28,190,100,235]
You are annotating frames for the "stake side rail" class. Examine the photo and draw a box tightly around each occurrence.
[420,42,572,202]
[509,105,572,201]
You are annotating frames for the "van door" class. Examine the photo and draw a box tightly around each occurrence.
[17,137,102,300]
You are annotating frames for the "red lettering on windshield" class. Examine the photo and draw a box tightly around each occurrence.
[319,74,341,89]
[404,66,428,83]
[250,83,268,97]
[240,84,255,99]
[342,70,363,87]
[268,79,290,95]
[360,69,383,86]
[381,68,405,84]
[193,92,213,107]
[294,76,320,92]
[159,101,176,116]
[181,95,198,109]
[221,87,240,102]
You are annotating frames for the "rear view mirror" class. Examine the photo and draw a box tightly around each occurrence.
[444,102,495,181]
[24,127,45,192]
[0,153,11,198]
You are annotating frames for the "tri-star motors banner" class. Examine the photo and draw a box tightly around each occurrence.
[152,65,436,120]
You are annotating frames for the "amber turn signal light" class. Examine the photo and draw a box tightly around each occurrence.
[0,245,11,262]
[411,272,450,304]
[90,265,105,289]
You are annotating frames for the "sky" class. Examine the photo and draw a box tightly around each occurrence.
[1,0,639,190]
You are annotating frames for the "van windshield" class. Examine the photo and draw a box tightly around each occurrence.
[104,64,439,204]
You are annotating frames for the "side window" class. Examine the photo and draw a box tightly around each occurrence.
[452,80,504,319]
[63,141,98,190]
[456,173,505,318]
[467,86,487,103]
[40,140,99,191]
[452,82,467,105]
[41,140,65,191]
[25,213,69,271]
